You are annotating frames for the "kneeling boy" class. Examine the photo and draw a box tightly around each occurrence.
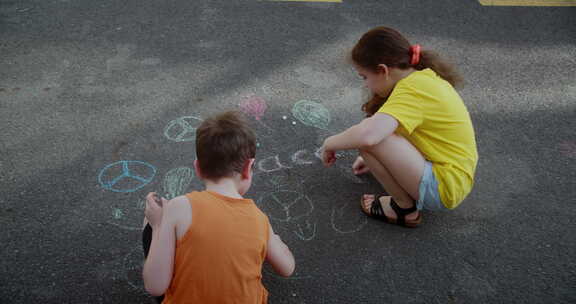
[142,111,295,303]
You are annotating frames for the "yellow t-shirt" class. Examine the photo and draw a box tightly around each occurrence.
[377,69,478,209]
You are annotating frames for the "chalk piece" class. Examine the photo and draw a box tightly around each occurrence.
[292,121,296,125]
[282,116,287,120]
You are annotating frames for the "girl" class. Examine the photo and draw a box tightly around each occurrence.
[321,26,478,227]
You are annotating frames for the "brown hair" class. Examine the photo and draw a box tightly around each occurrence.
[195,111,256,180]
[351,26,463,116]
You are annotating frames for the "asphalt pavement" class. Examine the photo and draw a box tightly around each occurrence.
[1,0,575,303]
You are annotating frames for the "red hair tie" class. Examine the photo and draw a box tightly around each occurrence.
[410,44,421,65]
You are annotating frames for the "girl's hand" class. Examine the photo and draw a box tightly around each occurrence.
[352,156,370,175]
[145,192,166,229]
[321,145,337,167]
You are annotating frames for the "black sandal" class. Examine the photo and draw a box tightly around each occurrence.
[362,195,421,228]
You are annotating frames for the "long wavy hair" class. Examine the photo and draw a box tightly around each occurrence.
[351,27,463,116]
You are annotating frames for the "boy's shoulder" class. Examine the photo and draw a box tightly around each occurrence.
[163,195,192,220]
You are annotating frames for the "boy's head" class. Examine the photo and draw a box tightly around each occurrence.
[195,111,256,183]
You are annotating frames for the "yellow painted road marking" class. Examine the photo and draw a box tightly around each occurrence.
[269,0,342,2]
[479,0,576,6]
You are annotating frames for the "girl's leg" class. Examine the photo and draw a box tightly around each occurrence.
[359,133,426,220]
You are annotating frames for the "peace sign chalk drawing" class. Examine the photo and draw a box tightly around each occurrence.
[257,191,314,223]
[164,116,203,142]
[98,160,156,193]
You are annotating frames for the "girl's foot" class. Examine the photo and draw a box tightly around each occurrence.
[361,194,421,227]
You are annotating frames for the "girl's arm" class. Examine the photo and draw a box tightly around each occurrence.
[142,197,178,296]
[266,225,295,277]
[324,113,398,151]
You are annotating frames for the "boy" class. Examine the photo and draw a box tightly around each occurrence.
[142,111,295,303]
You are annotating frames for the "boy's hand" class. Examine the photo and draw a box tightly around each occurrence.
[145,192,166,229]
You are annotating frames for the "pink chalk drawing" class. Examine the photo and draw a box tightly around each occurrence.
[239,95,273,130]
[559,141,576,158]
[239,95,267,121]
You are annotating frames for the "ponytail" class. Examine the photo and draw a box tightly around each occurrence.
[352,26,464,116]
[414,49,463,88]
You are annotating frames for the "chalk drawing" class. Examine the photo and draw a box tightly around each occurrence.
[331,202,368,234]
[239,95,267,121]
[258,155,292,173]
[293,218,317,241]
[559,141,576,158]
[102,197,149,231]
[257,191,314,223]
[291,100,331,130]
[98,160,156,193]
[262,173,296,190]
[257,171,317,242]
[73,206,143,232]
[314,146,323,160]
[239,95,273,130]
[256,148,325,174]
[333,150,367,184]
[163,167,194,199]
[122,246,146,294]
[164,116,203,142]
[112,208,124,219]
[137,198,146,210]
[291,149,316,165]
[140,58,161,66]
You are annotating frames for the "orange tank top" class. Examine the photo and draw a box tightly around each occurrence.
[162,191,270,304]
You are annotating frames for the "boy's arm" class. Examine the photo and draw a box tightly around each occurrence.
[265,225,295,277]
[142,198,180,296]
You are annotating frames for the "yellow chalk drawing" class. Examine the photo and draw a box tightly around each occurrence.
[479,0,576,6]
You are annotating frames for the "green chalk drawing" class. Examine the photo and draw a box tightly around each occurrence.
[137,199,145,210]
[113,208,124,219]
[291,100,331,130]
[164,116,203,142]
[163,167,194,199]
[270,175,283,186]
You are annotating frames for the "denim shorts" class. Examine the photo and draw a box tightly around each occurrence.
[416,161,448,211]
